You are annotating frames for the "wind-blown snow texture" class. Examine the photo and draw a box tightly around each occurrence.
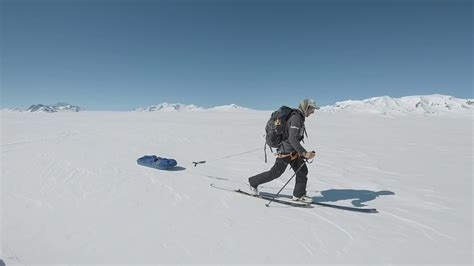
[1,103,472,264]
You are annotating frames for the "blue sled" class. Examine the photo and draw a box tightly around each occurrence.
[137,155,178,170]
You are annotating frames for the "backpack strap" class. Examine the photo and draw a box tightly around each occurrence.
[289,110,308,143]
[284,109,305,138]
[282,109,297,140]
[264,142,268,163]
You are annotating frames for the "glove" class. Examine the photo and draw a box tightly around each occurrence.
[303,151,316,160]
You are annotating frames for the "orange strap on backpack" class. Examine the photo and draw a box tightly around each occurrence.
[275,151,300,160]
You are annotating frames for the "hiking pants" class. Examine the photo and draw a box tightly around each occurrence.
[248,156,308,197]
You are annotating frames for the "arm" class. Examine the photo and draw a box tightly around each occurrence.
[287,115,307,156]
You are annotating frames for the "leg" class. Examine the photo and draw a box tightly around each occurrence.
[248,157,289,188]
[290,158,308,197]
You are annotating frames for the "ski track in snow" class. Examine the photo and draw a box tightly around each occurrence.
[163,183,185,202]
[302,208,354,240]
[2,131,79,152]
[380,211,456,241]
[267,199,355,257]
[39,160,82,195]
[6,193,53,210]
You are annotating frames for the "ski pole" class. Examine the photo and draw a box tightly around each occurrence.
[265,158,308,207]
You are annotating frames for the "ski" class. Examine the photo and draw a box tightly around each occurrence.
[260,192,378,213]
[311,200,377,213]
[211,183,378,213]
[210,183,314,208]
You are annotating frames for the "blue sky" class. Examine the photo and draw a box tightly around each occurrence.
[2,0,472,110]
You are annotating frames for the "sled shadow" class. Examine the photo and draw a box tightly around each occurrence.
[167,166,186,171]
[314,189,395,207]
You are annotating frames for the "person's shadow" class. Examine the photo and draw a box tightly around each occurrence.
[313,189,395,207]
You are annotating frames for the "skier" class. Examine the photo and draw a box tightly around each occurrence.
[248,99,319,202]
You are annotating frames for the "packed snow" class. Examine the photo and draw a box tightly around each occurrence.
[0,101,472,264]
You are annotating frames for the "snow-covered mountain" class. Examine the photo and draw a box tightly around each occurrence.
[4,96,471,116]
[26,104,57,113]
[132,103,204,112]
[133,103,251,112]
[51,102,84,112]
[321,95,473,116]
[1,107,25,112]
[133,96,471,115]
[208,104,252,111]
[20,102,84,113]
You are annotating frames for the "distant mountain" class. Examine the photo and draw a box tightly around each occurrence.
[3,96,471,116]
[132,103,204,112]
[133,103,252,112]
[5,102,85,113]
[51,102,83,112]
[26,104,57,113]
[208,104,252,111]
[321,95,473,116]
[1,107,25,112]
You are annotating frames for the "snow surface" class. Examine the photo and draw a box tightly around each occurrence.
[1,109,472,265]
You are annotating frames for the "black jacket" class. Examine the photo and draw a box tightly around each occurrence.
[277,109,307,155]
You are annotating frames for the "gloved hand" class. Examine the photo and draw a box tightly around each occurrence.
[303,151,316,160]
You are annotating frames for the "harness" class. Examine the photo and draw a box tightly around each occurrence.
[276,151,300,161]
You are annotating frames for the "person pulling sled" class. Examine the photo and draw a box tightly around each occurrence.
[248,99,319,203]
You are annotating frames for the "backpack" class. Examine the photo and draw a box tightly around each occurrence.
[265,106,297,148]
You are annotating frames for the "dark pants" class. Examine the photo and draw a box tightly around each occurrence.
[248,156,308,197]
